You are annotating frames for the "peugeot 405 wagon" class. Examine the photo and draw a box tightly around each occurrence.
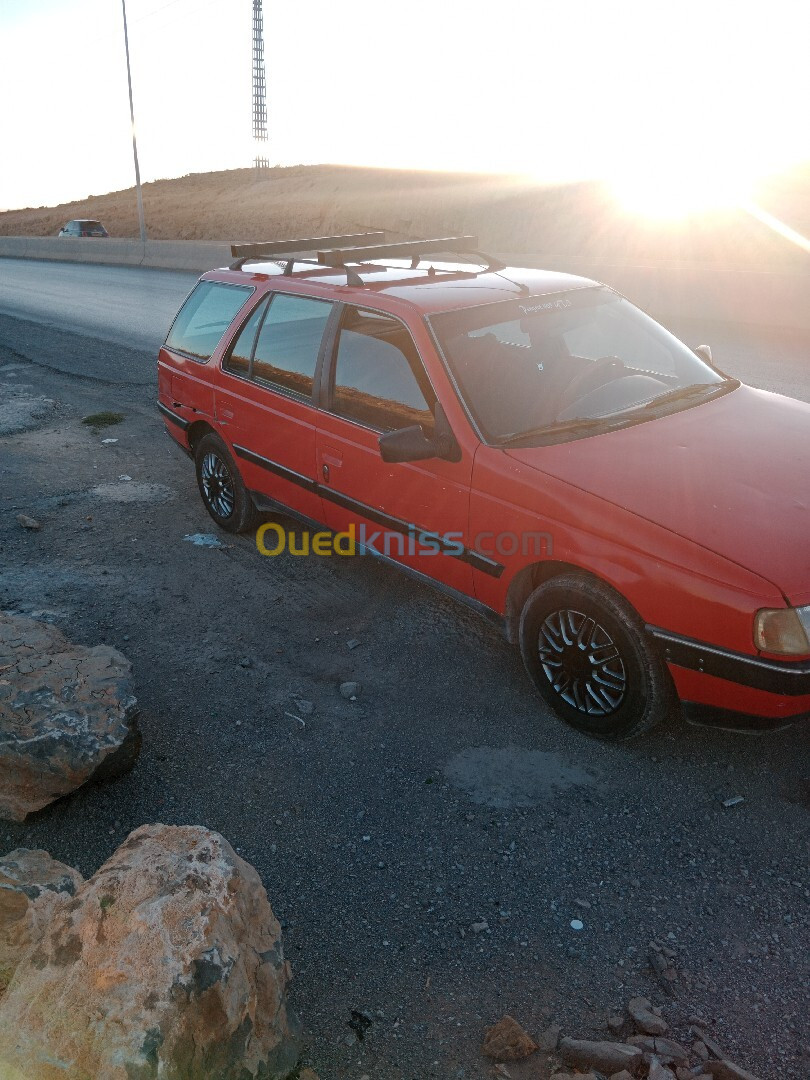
[158,233,810,739]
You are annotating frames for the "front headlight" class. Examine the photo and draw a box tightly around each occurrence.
[754,606,810,655]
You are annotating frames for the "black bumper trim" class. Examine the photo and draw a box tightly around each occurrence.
[158,401,190,431]
[682,702,810,732]
[647,625,810,696]
[233,443,504,579]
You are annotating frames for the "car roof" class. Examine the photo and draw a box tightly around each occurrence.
[205,260,599,317]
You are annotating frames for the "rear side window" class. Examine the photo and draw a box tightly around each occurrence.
[331,307,435,433]
[251,294,332,397]
[165,281,254,363]
[224,300,267,378]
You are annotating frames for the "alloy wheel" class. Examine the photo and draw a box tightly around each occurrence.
[537,608,627,715]
[200,451,235,519]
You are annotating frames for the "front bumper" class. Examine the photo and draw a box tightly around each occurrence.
[646,626,810,696]
[682,702,810,732]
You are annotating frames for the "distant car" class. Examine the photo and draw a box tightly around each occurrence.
[57,219,109,238]
[158,232,810,740]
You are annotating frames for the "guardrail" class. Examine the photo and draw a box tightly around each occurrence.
[1,237,809,331]
[0,236,231,273]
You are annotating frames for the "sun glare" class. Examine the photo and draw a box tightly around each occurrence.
[611,163,755,220]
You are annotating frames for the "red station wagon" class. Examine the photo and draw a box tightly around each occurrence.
[158,234,810,739]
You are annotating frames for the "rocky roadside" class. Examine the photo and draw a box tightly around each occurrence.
[482,1003,764,1080]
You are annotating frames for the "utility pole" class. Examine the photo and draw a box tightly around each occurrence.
[252,0,269,173]
[121,0,146,241]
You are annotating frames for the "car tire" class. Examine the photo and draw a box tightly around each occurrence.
[519,573,677,739]
[194,433,258,534]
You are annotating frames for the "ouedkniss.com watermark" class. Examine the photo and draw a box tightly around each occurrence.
[255,522,552,559]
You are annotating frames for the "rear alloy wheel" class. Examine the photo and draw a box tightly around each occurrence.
[519,573,676,739]
[194,433,258,534]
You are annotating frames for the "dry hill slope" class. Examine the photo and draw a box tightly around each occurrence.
[2,163,809,270]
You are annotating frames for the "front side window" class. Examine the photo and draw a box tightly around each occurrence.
[331,307,435,433]
[251,293,333,397]
[430,287,729,444]
[165,281,254,363]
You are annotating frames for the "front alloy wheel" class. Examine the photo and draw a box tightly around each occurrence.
[519,574,676,739]
[536,608,627,716]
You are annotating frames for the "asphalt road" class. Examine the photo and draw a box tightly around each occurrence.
[0,257,197,355]
[0,259,809,1080]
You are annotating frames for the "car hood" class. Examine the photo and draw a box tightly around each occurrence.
[506,384,810,603]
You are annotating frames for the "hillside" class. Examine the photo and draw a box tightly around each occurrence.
[2,163,809,270]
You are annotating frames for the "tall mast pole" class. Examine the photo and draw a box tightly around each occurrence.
[252,0,269,172]
[121,0,146,240]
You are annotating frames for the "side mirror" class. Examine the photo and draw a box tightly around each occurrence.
[694,344,712,364]
[379,424,437,463]
[378,402,461,464]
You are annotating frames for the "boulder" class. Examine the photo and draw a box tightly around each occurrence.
[0,848,84,990]
[558,1037,643,1074]
[482,1015,538,1061]
[0,824,300,1079]
[0,612,140,821]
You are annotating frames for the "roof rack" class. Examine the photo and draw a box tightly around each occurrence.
[229,232,385,271]
[317,236,505,275]
[229,232,506,286]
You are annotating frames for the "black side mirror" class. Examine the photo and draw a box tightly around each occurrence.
[694,344,712,364]
[378,402,461,464]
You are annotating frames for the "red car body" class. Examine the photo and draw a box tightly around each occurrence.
[158,255,810,734]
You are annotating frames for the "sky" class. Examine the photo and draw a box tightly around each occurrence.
[1,0,809,213]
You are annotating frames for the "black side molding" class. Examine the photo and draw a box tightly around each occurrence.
[232,443,505,579]
[158,401,190,431]
[647,625,810,695]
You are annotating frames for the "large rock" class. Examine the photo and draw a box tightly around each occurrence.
[627,995,668,1035]
[0,848,84,990]
[0,825,300,1079]
[558,1037,643,1074]
[482,1014,538,1061]
[0,612,140,820]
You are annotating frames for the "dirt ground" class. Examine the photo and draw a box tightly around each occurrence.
[2,162,810,271]
[0,317,808,1080]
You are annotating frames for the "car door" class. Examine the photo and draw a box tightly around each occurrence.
[216,291,335,522]
[315,303,477,595]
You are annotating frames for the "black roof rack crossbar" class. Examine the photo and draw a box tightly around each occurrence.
[229,232,385,270]
[317,236,480,267]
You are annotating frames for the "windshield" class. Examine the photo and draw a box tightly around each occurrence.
[429,287,728,444]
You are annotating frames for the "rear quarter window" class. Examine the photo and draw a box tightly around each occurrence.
[165,281,255,363]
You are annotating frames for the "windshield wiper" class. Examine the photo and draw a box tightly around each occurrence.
[642,380,737,410]
[498,416,613,447]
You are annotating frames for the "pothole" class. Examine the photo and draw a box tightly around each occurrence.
[0,393,60,437]
[444,746,598,808]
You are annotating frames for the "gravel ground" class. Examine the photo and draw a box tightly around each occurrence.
[0,315,808,1080]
